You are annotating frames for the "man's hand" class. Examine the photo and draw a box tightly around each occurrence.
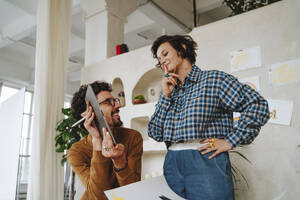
[102,128,127,170]
[81,101,102,150]
[198,138,232,159]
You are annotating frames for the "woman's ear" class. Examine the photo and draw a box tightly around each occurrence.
[178,44,187,57]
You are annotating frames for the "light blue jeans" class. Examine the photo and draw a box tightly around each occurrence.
[163,150,234,200]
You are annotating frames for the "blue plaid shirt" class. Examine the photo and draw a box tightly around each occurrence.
[148,65,270,148]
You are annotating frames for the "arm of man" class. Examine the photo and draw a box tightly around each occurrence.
[67,144,113,200]
[114,130,143,186]
[219,73,270,148]
[148,94,172,141]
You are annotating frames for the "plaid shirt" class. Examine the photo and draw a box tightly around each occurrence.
[148,65,270,148]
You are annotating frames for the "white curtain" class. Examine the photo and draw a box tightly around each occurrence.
[27,0,72,199]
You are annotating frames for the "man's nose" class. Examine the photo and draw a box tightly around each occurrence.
[114,101,121,108]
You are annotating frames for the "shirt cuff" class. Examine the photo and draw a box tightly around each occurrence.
[157,94,171,110]
[91,150,110,164]
[225,133,241,149]
[113,163,130,176]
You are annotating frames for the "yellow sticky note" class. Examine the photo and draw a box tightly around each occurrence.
[111,194,125,200]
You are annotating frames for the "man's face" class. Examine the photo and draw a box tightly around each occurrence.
[156,42,183,73]
[96,91,122,127]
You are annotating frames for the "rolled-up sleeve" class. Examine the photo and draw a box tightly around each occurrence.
[218,74,270,148]
[114,132,143,186]
[148,94,172,141]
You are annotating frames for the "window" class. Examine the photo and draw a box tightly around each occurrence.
[0,84,32,199]
[0,83,72,199]
[0,85,19,104]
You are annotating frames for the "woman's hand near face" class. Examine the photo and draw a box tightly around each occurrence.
[162,67,179,97]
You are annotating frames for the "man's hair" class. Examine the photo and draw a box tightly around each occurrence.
[151,35,198,68]
[71,81,112,121]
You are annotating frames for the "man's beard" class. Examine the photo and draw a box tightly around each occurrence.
[112,118,123,127]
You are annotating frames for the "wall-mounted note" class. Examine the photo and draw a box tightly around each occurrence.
[267,99,293,126]
[230,46,261,72]
[269,59,300,86]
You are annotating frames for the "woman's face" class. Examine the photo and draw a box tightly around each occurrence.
[156,42,183,73]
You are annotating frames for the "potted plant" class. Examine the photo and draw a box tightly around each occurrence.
[133,94,147,104]
[223,0,281,16]
[55,108,88,200]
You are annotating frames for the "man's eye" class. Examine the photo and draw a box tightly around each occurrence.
[163,52,168,56]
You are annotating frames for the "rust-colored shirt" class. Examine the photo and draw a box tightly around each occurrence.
[67,127,143,200]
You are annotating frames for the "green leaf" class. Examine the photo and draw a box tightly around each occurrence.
[60,157,67,166]
[56,145,65,153]
[62,108,71,116]
[134,95,145,100]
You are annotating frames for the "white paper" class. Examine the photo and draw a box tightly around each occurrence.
[104,176,185,200]
[233,112,241,127]
[267,99,293,126]
[269,58,300,86]
[230,46,261,72]
[239,76,260,92]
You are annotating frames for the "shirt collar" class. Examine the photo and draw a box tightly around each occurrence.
[185,65,201,82]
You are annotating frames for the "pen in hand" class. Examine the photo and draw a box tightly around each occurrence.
[71,116,87,128]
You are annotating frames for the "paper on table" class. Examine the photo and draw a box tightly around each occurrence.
[104,176,185,200]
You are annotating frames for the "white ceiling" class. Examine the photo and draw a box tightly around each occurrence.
[0,0,230,95]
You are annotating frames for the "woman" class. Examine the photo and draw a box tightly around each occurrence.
[148,35,270,200]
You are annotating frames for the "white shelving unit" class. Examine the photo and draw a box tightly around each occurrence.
[120,102,167,153]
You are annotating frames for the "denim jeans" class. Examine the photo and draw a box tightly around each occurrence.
[163,150,234,200]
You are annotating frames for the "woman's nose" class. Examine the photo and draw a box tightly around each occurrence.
[161,59,167,68]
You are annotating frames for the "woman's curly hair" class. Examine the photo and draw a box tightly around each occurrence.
[151,35,198,68]
[71,81,112,121]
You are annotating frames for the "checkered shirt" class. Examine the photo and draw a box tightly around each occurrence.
[148,65,270,148]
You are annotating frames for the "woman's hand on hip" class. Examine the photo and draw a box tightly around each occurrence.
[198,138,232,159]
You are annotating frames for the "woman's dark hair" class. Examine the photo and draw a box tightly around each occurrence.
[151,35,198,68]
[71,81,112,121]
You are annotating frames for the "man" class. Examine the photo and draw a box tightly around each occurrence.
[67,81,143,200]
[148,35,270,200]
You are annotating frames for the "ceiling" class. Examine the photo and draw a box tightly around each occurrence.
[0,0,231,96]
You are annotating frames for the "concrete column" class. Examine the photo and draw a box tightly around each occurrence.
[80,0,137,66]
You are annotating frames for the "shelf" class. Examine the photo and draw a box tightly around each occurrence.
[119,102,156,120]
[143,139,167,153]
[132,68,163,104]
[130,114,167,153]
[131,116,149,140]
[112,77,126,107]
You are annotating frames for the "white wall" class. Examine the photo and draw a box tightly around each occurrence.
[81,0,300,199]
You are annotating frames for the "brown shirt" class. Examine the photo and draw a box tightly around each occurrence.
[67,127,143,200]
